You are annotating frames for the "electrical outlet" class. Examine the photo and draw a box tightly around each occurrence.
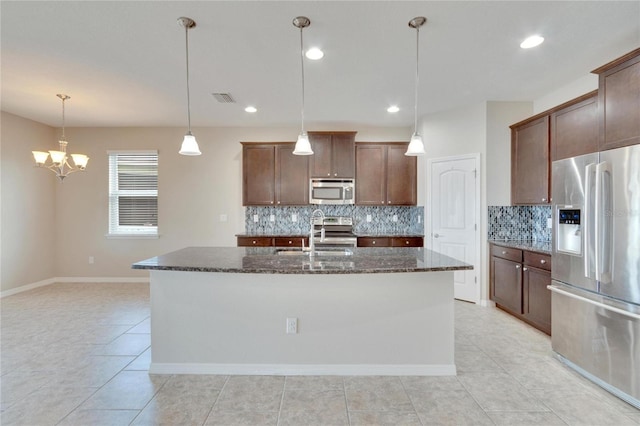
[392,215,398,222]
[418,215,421,224]
[286,317,298,334]
[547,217,553,228]
[219,214,228,222]
[253,214,259,223]
[88,256,94,264]
[292,213,297,222]
[270,214,275,222]
[366,214,372,222]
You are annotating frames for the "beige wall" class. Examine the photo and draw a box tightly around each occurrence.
[1,112,57,292]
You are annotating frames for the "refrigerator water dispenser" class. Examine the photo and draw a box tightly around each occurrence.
[557,208,582,255]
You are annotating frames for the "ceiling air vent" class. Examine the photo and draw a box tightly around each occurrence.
[212,93,236,103]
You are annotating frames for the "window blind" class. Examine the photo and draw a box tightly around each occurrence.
[108,151,158,236]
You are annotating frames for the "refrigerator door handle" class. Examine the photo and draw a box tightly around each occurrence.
[595,161,612,284]
[584,163,596,279]
[548,285,640,320]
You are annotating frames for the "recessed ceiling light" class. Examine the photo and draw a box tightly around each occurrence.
[387,105,400,113]
[305,47,324,60]
[245,106,257,113]
[520,35,544,49]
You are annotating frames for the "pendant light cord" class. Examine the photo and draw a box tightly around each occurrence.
[185,24,192,133]
[299,26,305,134]
[414,25,420,135]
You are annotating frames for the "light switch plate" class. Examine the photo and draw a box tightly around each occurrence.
[253,214,259,223]
[270,214,275,222]
[219,214,228,222]
[392,215,398,222]
[292,213,297,222]
[366,214,372,222]
[547,217,552,228]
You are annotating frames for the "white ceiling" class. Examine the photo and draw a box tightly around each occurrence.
[1,1,639,130]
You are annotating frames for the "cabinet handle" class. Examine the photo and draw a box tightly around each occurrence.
[334,173,337,177]
[327,173,330,176]
[270,201,274,204]
[540,259,547,264]
[277,201,281,204]
[523,267,528,271]
[372,241,376,245]
[252,240,257,245]
[542,197,547,202]
[502,250,507,255]
[405,240,409,245]
[288,240,293,245]
[516,265,521,269]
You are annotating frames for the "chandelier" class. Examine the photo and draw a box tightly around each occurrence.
[32,94,89,181]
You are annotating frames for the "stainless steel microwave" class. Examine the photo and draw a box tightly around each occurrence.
[309,178,355,204]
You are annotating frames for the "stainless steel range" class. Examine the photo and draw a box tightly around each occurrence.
[312,216,357,249]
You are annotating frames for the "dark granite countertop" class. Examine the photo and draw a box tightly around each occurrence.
[132,246,472,274]
[488,240,552,255]
[236,233,424,238]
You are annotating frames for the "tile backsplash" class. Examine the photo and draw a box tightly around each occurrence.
[488,205,552,241]
[245,206,424,235]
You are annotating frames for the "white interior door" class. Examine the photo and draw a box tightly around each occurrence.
[427,154,480,303]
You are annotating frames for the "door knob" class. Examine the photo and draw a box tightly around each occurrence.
[433,233,443,238]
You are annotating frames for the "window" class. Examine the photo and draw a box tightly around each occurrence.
[108,151,158,237]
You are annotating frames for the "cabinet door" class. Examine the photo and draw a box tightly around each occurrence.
[237,237,273,247]
[596,51,640,150]
[391,237,423,247]
[332,133,356,178]
[275,144,308,205]
[491,256,523,314]
[357,237,391,247]
[243,145,275,206]
[551,93,598,161]
[386,144,417,205]
[511,116,550,205]
[523,266,551,334]
[309,133,333,177]
[355,144,386,205]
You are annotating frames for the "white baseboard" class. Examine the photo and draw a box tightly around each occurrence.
[149,362,457,376]
[0,277,58,298]
[1,277,149,298]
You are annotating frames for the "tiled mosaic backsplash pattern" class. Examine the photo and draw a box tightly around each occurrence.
[245,206,424,235]
[488,205,552,241]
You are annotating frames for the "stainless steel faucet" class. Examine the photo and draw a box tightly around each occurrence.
[309,209,325,256]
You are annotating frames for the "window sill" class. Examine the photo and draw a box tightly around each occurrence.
[106,234,159,240]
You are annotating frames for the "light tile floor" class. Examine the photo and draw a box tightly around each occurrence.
[1,282,639,425]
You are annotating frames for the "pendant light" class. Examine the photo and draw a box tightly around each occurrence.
[32,94,89,181]
[292,16,313,156]
[405,16,427,156]
[178,17,201,156]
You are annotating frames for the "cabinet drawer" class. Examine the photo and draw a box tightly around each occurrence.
[490,245,523,262]
[524,251,551,271]
[391,237,424,247]
[274,237,308,247]
[237,237,273,247]
[357,237,391,247]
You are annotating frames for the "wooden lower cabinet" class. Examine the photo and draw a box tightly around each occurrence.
[358,236,423,247]
[490,243,551,335]
[237,236,309,247]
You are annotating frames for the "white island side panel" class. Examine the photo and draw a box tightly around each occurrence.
[149,270,455,376]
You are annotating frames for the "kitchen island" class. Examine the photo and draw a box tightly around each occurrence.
[132,246,471,376]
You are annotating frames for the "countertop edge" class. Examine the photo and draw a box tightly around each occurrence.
[488,240,552,255]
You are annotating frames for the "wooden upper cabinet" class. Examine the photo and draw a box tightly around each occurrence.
[242,144,275,206]
[242,143,308,206]
[275,144,309,205]
[592,48,640,151]
[356,142,416,206]
[308,131,356,178]
[511,116,550,205]
[386,144,417,205]
[551,91,598,161]
[355,144,386,205]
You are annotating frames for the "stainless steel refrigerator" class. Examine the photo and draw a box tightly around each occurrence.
[550,144,640,409]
